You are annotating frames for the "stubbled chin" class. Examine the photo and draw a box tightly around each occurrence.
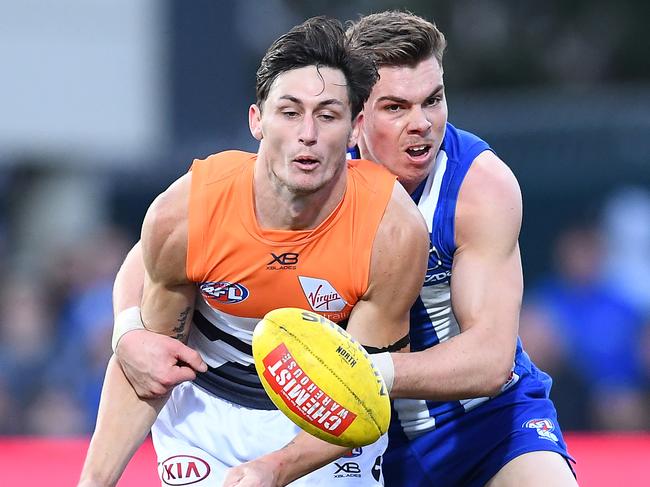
[396,165,432,192]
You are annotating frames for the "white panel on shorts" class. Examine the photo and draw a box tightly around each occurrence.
[152,381,387,486]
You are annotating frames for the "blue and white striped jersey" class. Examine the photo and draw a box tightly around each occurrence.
[356,123,533,440]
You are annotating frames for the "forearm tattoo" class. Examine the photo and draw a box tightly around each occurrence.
[172,307,191,340]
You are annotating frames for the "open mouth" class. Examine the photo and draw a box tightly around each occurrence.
[293,156,320,167]
[406,144,432,158]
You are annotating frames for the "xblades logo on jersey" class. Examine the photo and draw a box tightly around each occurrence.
[267,252,299,270]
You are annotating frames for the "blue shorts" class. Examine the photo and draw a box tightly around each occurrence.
[383,368,575,486]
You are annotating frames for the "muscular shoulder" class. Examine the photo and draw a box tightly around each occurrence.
[141,172,192,285]
[370,182,429,285]
[456,151,522,251]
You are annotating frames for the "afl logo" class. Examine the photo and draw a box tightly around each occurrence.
[200,281,249,304]
[342,447,363,458]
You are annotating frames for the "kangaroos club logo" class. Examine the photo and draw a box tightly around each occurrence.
[200,281,249,304]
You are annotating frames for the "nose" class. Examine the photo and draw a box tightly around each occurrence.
[406,106,432,134]
[298,116,317,146]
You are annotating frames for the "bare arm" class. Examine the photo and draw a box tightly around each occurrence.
[391,151,523,399]
[224,182,430,486]
[113,242,145,313]
[79,175,197,486]
[113,241,206,399]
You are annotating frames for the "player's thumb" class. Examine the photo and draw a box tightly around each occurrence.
[175,342,208,373]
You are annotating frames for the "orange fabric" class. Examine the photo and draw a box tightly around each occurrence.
[186,150,395,323]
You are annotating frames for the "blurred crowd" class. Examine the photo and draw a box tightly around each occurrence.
[0,228,130,435]
[520,187,650,431]
[0,163,648,436]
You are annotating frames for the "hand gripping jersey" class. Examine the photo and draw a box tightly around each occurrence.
[391,123,533,439]
[185,150,396,409]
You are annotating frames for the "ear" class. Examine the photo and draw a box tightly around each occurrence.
[347,111,363,150]
[248,104,263,140]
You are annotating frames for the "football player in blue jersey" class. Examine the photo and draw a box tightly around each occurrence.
[339,11,577,486]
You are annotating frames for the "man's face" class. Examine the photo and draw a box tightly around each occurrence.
[249,65,357,195]
[358,55,448,194]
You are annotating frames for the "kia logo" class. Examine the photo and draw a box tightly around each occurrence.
[159,455,211,485]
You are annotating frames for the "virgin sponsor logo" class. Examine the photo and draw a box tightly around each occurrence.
[200,281,249,304]
[523,418,559,442]
[159,455,211,485]
[262,343,357,436]
[298,276,347,312]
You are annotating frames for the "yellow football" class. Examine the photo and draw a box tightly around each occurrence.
[252,307,391,447]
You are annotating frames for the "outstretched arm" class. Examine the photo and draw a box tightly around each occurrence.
[79,175,197,486]
[224,181,430,486]
[391,151,523,399]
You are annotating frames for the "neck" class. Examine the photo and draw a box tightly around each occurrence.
[253,160,347,231]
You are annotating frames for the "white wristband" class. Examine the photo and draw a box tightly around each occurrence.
[369,351,395,394]
[111,306,145,352]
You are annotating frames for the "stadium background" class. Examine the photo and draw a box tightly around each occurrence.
[0,0,648,484]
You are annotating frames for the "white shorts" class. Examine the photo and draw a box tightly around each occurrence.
[151,381,387,486]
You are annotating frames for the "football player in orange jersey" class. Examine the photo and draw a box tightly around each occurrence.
[78,16,429,487]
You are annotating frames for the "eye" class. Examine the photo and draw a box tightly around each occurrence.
[425,95,442,107]
[384,104,402,113]
[282,110,300,118]
[318,113,336,121]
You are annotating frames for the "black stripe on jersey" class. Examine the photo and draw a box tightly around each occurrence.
[193,310,253,355]
[194,362,275,410]
[363,333,410,354]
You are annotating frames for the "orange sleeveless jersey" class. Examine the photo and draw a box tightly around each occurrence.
[186,150,395,324]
